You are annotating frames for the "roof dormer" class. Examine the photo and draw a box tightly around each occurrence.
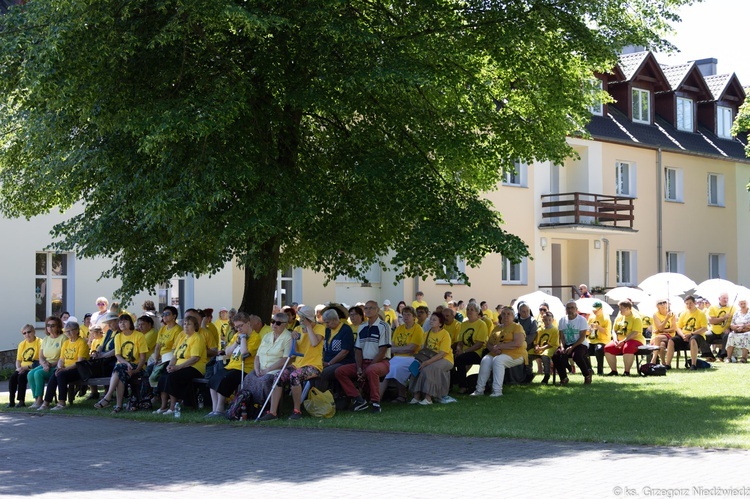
[698,73,746,139]
[609,52,671,125]
[655,62,713,132]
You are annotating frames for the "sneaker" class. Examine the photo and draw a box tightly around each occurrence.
[353,398,369,412]
[584,371,593,385]
[440,395,458,404]
[489,392,503,397]
[152,408,166,414]
[409,397,420,405]
[258,411,277,421]
[559,377,569,386]
[28,402,41,410]
[204,411,222,418]
[162,409,174,415]
[50,404,66,411]
[288,410,302,420]
[418,398,432,405]
[370,403,382,413]
[723,358,731,364]
[689,365,698,371]
[470,391,484,396]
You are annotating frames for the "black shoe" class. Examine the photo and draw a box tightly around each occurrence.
[288,410,303,420]
[622,371,630,376]
[17,402,25,408]
[5,403,15,409]
[606,371,619,376]
[541,374,550,385]
[257,411,278,422]
[353,397,369,412]
[370,403,381,413]
[664,365,672,370]
[77,385,88,397]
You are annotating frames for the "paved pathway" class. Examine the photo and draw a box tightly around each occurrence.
[1,411,748,498]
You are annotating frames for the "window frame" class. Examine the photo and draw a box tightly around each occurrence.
[35,252,73,325]
[502,256,527,285]
[664,167,683,202]
[502,159,528,188]
[717,106,733,139]
[616,250,637,286]
[676,97,694,132]
[615,160,636,197]
[589,78,604,116]
[336,262,382,285]
[436,257,467,284]
[709,254,726,279]
[665,251,685,274]
[632,88,651,124]
[707,173,725,207]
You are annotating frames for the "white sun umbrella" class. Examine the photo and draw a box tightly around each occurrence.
[636,295,686,319]
[514,290,565,319]
[575,297,614,316]
[638,272,697,300]
[605,286,650,304]
[694,278,739,305]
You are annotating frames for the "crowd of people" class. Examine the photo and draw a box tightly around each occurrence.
[6,286,749,421]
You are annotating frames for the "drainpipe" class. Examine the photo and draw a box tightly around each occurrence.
[602,238,610,288]
[656,148,663,272]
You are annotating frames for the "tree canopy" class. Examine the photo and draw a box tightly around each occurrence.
[733,99,750,189]
[0,0,692,314]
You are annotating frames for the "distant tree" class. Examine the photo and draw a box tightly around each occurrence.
[733,99,750,190]
[0,0,693,316]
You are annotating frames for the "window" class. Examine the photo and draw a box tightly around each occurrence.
[502,256,527,285]
[503,159,528,187]
[336,262,382,285]
[664,167,683,202]
[436,257,466,284]
[589,79,603,115]
[665,252,685,274]
[616,161,636,197]
[158,278,185,317]
[717,106,733,139]
[707,173,724,207]
[676,97,693,131]
[632,88,650,124]
[35,252,72,323]
[616,250,637,285]
[275,267,295,307]
[709,254,726,279]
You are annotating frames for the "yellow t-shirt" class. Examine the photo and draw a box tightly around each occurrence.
[174,332,208,375]
[587,314,612,345]
[156,324,183,357]
[613,314,644,343]
[678,309,708,338]
[199,326,219,352]
[708,305,735,335]
[79,325,89,340]
[457,319,489,350]
[443,320,462,344]
[423,329,454,365]
[214,319,230,342]
[482,309,498,324]
[653,312,674,335]
[61,337,89,368]
[17,337,42,367]
[115,331,149,364]
[89,336,103,355]
[41,335,65,364]
[411,300,429,310]
[487,323,528,362]
[391,323,425,357]
[383,309,397,325]
[481,316,494,334]
[225,332,261,373]
[534,326,560,357]
[292,323,325,370]
[143,328,158,358]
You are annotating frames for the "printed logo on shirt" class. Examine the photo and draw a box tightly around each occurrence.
[121,341,135,362]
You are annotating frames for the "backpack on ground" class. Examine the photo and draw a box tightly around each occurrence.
[638,363,667,376]
[225,389,259,420]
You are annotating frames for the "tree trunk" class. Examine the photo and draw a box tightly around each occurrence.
[239,240,279,320]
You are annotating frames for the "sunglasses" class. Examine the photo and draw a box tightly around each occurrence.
[22,330,33,335]
[46,323,56,328]
[539,308,548,312]
[272,320,287,326]
[161,312,172,317]
[657,301,668,305]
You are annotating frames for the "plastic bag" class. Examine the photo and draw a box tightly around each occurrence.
[303,387,335,418]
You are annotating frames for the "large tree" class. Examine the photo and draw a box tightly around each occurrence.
[733,99,750,189]
[0,0,691,315]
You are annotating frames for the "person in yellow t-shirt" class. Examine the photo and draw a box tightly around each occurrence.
[382,300,398,330]
[452,303,488,393]
[206,312,262,417]
[472,307,526,396]
[442,308,462,345]
[382,306,424,402]
[153,315,207,415]
[650,300,676,365]
[260,306,323,421]
[409,312,454,405]
[704,293,734,361]
[40,320,89,410]
[411,291,428,311]
[136,315,158,361]
[8,325,42,408]
[529,312,559,384]
[604,301,643,376]
[480,302,497,326]
[214,307,231,344]
[587,302,612,375]
[153,306,183,364]
[95,314,149,413]
[666,295,708,370]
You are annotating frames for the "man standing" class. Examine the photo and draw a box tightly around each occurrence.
[704,293,734,362]
[412,291,428,310]
[666,295,708,370]
[335,300,391,413]
[554,301,593,385]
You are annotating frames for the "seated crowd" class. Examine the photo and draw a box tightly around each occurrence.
[7,288,747,420]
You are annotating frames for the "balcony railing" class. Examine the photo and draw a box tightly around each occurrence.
[540,192,634,229]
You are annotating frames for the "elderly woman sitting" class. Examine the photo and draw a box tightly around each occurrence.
[7,324,41,408]
[726,299,750,363]
[240,312,292,415]
[38,321,89,410]
[471,307,527,397]
[409,312,453,405]
[383,306,423,403]
[317,309,355,392]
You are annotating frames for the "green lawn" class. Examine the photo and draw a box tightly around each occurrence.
[3,362,749,449]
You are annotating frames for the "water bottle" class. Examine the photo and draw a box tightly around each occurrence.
[174,402,181,418]
[240,402,247,421]
[197,393,204,409]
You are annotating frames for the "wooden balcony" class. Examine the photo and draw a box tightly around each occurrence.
[540,192,635,230]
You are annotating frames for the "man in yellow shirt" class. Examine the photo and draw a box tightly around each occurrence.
[411,291,428,310]
[703,292,734,362]
[665,295,708,370]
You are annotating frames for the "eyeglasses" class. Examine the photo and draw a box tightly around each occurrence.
[22,330,33,335]
[97,302,107,306]
[161,312,171,317]
[539,308,548,312]
[657,301,667,305]
[272,321,287,326]
[234,323,246,329]
[363,306,376,310]
[46,323,56,328]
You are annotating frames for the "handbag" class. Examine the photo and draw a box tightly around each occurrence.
[413,331,438,363]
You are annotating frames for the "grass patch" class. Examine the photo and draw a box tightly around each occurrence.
[3,362,749,448]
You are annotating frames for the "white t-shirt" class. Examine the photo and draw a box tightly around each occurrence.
[558,315,589,347]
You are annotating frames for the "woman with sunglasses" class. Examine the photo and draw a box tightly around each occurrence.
[39,321,89,410]
[650,300,676,365]
[27,316,65,409]
[241,312,292,413]
[7,325,41,408]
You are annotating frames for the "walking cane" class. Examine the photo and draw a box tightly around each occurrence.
[255,355,291,421]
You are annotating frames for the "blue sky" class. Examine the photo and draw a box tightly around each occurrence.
[658,0,749,86]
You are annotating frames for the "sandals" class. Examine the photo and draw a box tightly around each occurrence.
[94,398,111,409]
[111,406,122,414]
